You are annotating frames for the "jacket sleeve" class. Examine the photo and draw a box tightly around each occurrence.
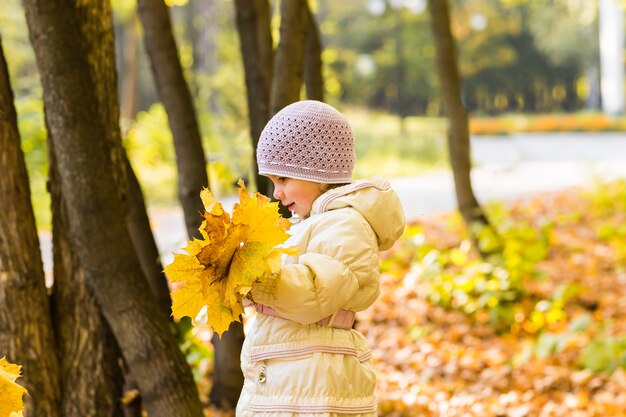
[251,208,379,324]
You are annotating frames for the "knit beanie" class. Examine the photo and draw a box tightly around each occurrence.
[256,100,355,184]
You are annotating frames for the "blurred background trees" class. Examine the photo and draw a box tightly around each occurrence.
[2,0,622,211]
[325,0,604,115]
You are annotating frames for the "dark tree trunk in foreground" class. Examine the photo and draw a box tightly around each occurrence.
[49,142,124,417]
[234,0,273,196]
[427,0,501,256]
[23,1,204,416]
[42,0,125,414]
[0,38,61,417]
[50,1,130,414]
[137,0,208,239]
[303,2,324,101]
[270,0,308,115]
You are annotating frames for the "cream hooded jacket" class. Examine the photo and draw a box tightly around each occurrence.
[237,178,405,416]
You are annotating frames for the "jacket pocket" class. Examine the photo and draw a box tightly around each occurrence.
[251,344,373,389]
[248,343,377,414]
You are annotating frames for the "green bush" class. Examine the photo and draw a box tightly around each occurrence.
[581,332,626,374]
[392,201,553,332]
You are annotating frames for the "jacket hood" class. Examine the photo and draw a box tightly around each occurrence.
[310,177,405,250]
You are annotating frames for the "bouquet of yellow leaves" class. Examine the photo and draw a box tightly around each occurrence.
[165,180,296,336]
[0,357,28,417]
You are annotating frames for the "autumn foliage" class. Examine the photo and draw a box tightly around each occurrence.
[0,357,28,417]
[165,180,295,336]
[469,113,626,136]
[359,180,626,416]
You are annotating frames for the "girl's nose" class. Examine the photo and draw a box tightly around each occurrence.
[273,188,284,200]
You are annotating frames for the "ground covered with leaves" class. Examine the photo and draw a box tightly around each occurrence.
[201,181,626,417]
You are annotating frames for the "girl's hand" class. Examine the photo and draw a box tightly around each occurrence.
[249,272,280,305]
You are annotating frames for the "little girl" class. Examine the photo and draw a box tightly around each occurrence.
[237,100,405,416]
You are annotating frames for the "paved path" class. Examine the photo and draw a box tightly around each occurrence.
[392,132,626,219]
[39,132,626,272]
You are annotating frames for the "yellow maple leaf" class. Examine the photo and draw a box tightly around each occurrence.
[0,357,28,417]
[165,180,295,336]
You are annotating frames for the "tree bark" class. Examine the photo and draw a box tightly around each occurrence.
[125,154,172,315]
[303,3,324,101]
[209,321,245,409]
[120,15,139,124]
[22,1,205,416]
[426,0,500,256]
[270,0,308,115]
[0,37,61,417]
[49,143,124,417]
[55,1,134,414]
[137,0,208,239]
[41,0,126,414]
[254,0,274,95]
[234,0,273,196]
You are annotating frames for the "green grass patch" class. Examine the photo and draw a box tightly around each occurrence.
[345,108,448,178]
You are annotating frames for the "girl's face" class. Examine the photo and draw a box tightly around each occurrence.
[267,175,324,217]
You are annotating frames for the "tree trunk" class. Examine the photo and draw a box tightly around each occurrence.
[0,38,61,417]
[234,0,273,196]
[254,0,274,96]
[22,1,205,416]
[120,15,139,124]
[267,0,309,218]
[303,3,324,101]
[49,144,124,417]
[137,0,208,239]
[270,0,308,115]
[37,0,127,414]
[426,0,501,256]
[209,322,245,409]
[125,154,172,315]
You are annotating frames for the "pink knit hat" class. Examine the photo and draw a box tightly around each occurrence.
[256,100,355,184]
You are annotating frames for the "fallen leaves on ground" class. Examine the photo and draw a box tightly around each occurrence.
[358,186,626,416]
